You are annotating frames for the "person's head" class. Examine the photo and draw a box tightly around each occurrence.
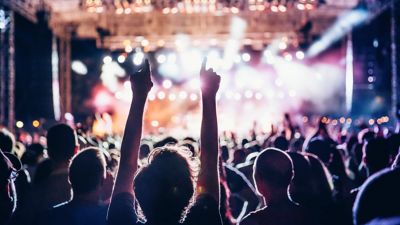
[232,149,246,165]
[287,152,313,205]
[253,148,294,202]
[305,153,334,204]
[46,124,78,163]
[273,135,289,151]
[153,137,178,149]
[0,129,15,153]
[220,145,229,162]
[305,137,334,166]
[134,145,196,223]
[21,143,45,166]
[69,147,107,199]
[363,137,391,175]
[139,143,151,160]
[353,168,400,225]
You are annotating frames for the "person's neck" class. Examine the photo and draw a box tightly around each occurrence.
[53,160,70,172]
[265,189,292,206]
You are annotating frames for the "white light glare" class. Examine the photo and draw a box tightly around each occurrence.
[133,52,145,65]
[241,53,251,62]
[103,56,112,64]
[71,60,88,75]
[118,55,126,63]
[162,79,173,89]
[295,51,305,60]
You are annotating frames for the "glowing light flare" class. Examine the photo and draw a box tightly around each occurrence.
[307,9,369,57]
[117,55,126,63]
[103,56,112,64]
[64,113,74,121]
[241,53,251,62]
[32,120,40,128]
[157,91,166,100]
[71,60,88,75]
[16,121,24,128]
[295,51,305,60]
[133,52,145,65]
[162,79,173,89]
[190,93,198,101]
[94,90,114,112]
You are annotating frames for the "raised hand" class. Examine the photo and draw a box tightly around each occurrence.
[200,58,221,98]
[130,59,153,97]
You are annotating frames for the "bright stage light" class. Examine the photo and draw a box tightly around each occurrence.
[148,93,156,101]
[168,93,177,101]
[207,49,221,69]
[117,55,126,63]
[234,92,242,101]
[157,54,167,64]
[295,51,305,60]
[368,76,375,83]
[181,49,203,74]
[241,53,251,62]
[101,62,126,92]
[244,90,253,99]
[261,49,275,64]
[283,53,293,61]
[125,45,133,53]
[133,52,145,65]
[307,9,369,57]
[179,91,188,100]
[162,79,173,89]
[157,91,166,100]
[141,39,149,47]
[64,112,74,121]
[188,78,201,90]
[32,120,40,128]
[16,121,24,128]
[189,93,198,101]
[278,42,287,50]
[71,60,88,75]
[151,120,159,127]
[103,56,112,64]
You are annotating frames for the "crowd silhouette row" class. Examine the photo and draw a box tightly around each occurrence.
[1,59,400,225]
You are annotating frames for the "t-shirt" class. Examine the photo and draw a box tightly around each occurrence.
[40,200,108,225]
[107,192,222,225]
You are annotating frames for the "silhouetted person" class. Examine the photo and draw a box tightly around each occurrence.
[239,148,313,225]
[0,149,21,224]
[353,168,400,225]
[107,59,222,225]
[0,128,15,153]
[10,123,79,225]
[40,147,109,225]
[362,137,391,176]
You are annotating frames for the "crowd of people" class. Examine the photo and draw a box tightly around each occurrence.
[1,59,400,225]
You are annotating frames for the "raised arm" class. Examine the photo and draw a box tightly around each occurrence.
[197,58,221,202]
[112,59,153,196]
